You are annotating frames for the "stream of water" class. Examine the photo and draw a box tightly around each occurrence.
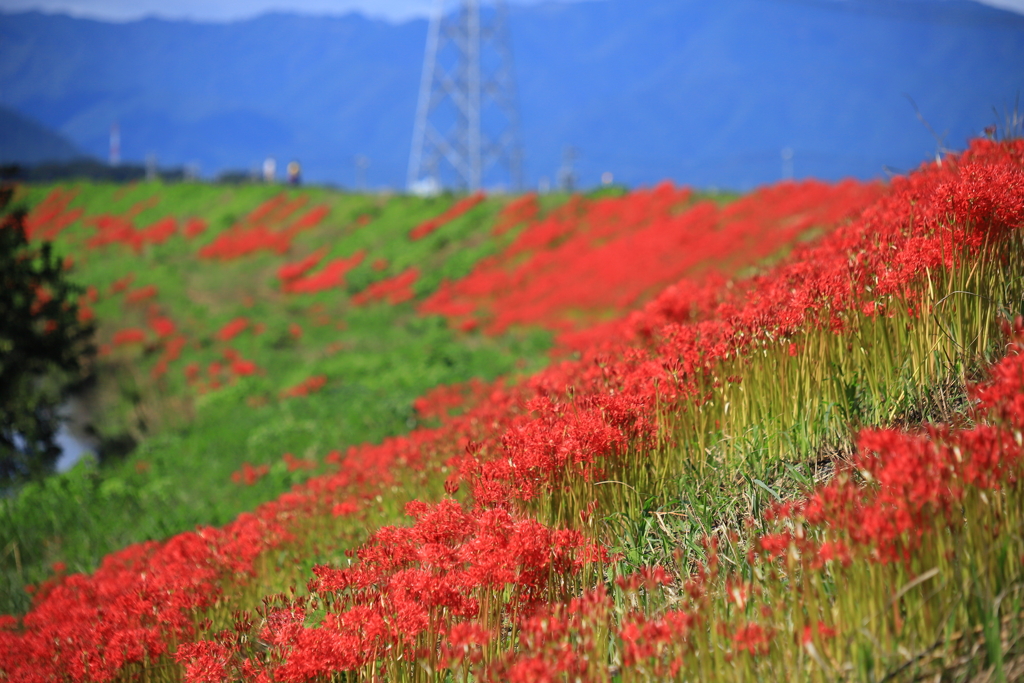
[54,395,99,472]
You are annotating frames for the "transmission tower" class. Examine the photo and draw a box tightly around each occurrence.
[408,0,524,194]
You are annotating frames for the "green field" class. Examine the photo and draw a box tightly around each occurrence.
[1,181,558,615]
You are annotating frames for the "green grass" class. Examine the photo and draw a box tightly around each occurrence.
[6,168,1024,680]
[0,180,556,615]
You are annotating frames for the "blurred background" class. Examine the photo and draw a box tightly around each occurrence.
[1,0,1023,190]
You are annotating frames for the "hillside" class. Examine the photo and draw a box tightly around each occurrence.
[2,135,1024,680]
[1,0,1023,188]
[0,104,83,165]
[0,175,825,617]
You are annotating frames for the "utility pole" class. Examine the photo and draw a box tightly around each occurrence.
[781,147,794,181]
[408,0,524,194]
[109,122,121,167]
[558,145,578,193]
[355,155,370,192]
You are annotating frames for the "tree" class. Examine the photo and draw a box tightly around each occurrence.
[0,185,95,482]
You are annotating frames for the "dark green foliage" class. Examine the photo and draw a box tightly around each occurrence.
[0,187,95,482]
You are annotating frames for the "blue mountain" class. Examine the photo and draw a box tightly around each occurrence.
[1,0,1022,189]
[0,104,83,165]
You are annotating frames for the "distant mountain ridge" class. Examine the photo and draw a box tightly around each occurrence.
[1,0,1023,189]
[0,104,83,165]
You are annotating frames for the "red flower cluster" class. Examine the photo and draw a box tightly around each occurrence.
[0,511,292,679]
[151,334,187,380]
[148,315,176,338]
[231,462,270,486]
[282,453,316,472]
[215,317,251,342]
[409,192,486,240]
[198,195,330,260]
[4,138,1023,682]
[773,317,1024,565]
[85,214,178,253]
[112,328,147,347]
[280,375,328,398]
[183,217,208,238]
[108,273,134,295]
[492,193,539,237]
[176,500,606,681]
[351,267,419,306]
[223,348,260,377]
[413,377,491,421]
[23,187,83,241]
[123,196,160,218]
[422,179,883,335]
[124,284,158,304]
[277,248,327,285]
[283,251,365,294]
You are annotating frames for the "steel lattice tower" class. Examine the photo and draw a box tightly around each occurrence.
[408,0,524,194]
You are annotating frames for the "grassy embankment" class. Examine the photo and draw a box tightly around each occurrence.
[5,141,1023,681]
[0,182,558,615]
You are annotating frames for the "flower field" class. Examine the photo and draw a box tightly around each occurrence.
[2,136,1024,681]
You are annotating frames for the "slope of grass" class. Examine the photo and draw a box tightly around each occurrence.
[6,138,1022,682]
[0,182,556,615]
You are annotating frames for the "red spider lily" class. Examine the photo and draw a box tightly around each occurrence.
[424,179,886,338]
[413,378,490,421]
[764,327,1024,570]
[77,306,95,324]
[277,248,327,284]
[619,608,695,670]
[284,251,365,294]
[28,284,53,316]
[439,622,493,668]
[23,187,83,241]
[138,216,177,245]
[124,195,160,219]
[280,375,328,399]
[109,273,135,294]
[230,462,270,486]
[800,621,837,645]
[5,138,1024,683]
[151,335,188,379]
[331,500,359,517]
[198,197,329,261]
[124,284,158,304]
[175,639,234,682]
[731,622,772,656]
[351,267,419,306]
[183,217,208,238]
[283,453,316,472]
[409,192,486,240]
[208,349,261,379]
[215,317,251,342]
[230,359,259,377]
[112,328,147,346]
[83,211,178,253]
[493,193,539,237]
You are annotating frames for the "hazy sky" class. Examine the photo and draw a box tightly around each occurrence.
[0,0,547,22]
[2,0,1021,22]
